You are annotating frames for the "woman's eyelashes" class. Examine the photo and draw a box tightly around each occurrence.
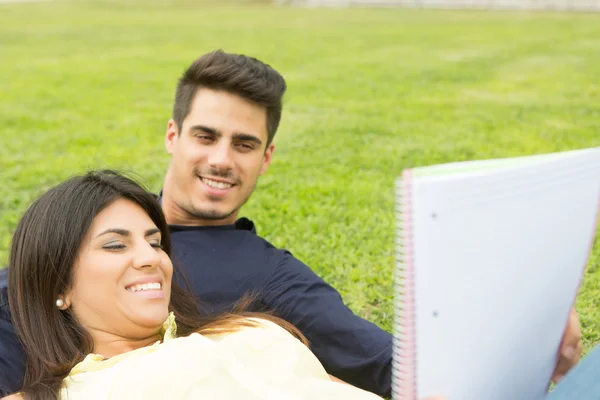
[101,240,162,251]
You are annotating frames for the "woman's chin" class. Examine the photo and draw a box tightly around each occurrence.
[127,307,171,331]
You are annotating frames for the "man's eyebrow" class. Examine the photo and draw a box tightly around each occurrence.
[189,125,221,136]
[232,133,263,146]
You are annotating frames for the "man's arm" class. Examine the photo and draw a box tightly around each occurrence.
[0,286,26,397]
[261,252,392,398]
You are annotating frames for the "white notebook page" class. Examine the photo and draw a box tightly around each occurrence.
[397,147,600,400]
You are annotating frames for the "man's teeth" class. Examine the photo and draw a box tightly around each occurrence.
[201,178,233,189]
[127,282,162,292]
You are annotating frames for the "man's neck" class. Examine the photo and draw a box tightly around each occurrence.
[160,193,237,227]
[165,209,235,227]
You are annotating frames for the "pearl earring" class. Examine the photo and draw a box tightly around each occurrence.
[56,299,64,308]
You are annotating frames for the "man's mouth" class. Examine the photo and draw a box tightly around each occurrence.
[200,177,234,189]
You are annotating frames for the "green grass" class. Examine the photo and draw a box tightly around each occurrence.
[1,0,599,351]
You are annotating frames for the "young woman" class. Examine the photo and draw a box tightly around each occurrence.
[4,169,404,400]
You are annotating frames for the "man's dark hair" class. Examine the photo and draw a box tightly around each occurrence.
[172,50,286,146]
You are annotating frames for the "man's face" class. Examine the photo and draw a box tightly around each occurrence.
[164,88,274,226]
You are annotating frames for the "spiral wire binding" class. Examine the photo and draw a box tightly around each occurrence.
[392,170,417,400]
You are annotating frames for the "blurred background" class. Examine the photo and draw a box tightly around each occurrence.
[0,0,599,350]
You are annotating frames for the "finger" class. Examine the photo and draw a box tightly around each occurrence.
[551,308,582,383]
[552,334,583,383]
[561,309,582,350]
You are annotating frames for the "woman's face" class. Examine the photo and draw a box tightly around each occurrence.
[63,198,173,343]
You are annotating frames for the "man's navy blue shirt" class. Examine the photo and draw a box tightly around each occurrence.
[0,218,392,397]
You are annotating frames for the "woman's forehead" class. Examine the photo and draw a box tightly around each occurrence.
[88,199,158,237]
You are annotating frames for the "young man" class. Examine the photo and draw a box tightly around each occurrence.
[0,50,582,397]
[159,50,394,395]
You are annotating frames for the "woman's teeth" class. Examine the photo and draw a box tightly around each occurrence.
[127,282,162,292]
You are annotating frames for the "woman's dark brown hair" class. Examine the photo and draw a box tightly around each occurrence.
[8,170,306,400]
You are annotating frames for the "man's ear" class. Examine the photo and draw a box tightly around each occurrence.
[165,119,179,155]
[260,143,275,176]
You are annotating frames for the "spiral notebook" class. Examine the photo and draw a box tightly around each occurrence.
[392,147,600,400]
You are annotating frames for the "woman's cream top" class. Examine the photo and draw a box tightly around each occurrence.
[60,313,383,399]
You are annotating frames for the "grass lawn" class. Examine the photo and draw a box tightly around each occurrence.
[1,0,599,352]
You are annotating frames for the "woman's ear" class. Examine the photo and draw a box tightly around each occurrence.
[56,294,71,311]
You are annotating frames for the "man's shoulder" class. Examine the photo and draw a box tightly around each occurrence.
[168,218,291,282]
[235,219,294,265]
[233,220,295,273]
[0,269,7,309]
[0,283,26,397]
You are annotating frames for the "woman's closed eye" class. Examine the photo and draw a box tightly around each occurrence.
[149,240,163,249]
[102,241,162,251]
[102,242,126,251]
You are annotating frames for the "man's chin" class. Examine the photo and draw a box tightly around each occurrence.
[187,204,239,223]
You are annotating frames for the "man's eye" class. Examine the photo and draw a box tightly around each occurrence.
[150,242,163,249]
